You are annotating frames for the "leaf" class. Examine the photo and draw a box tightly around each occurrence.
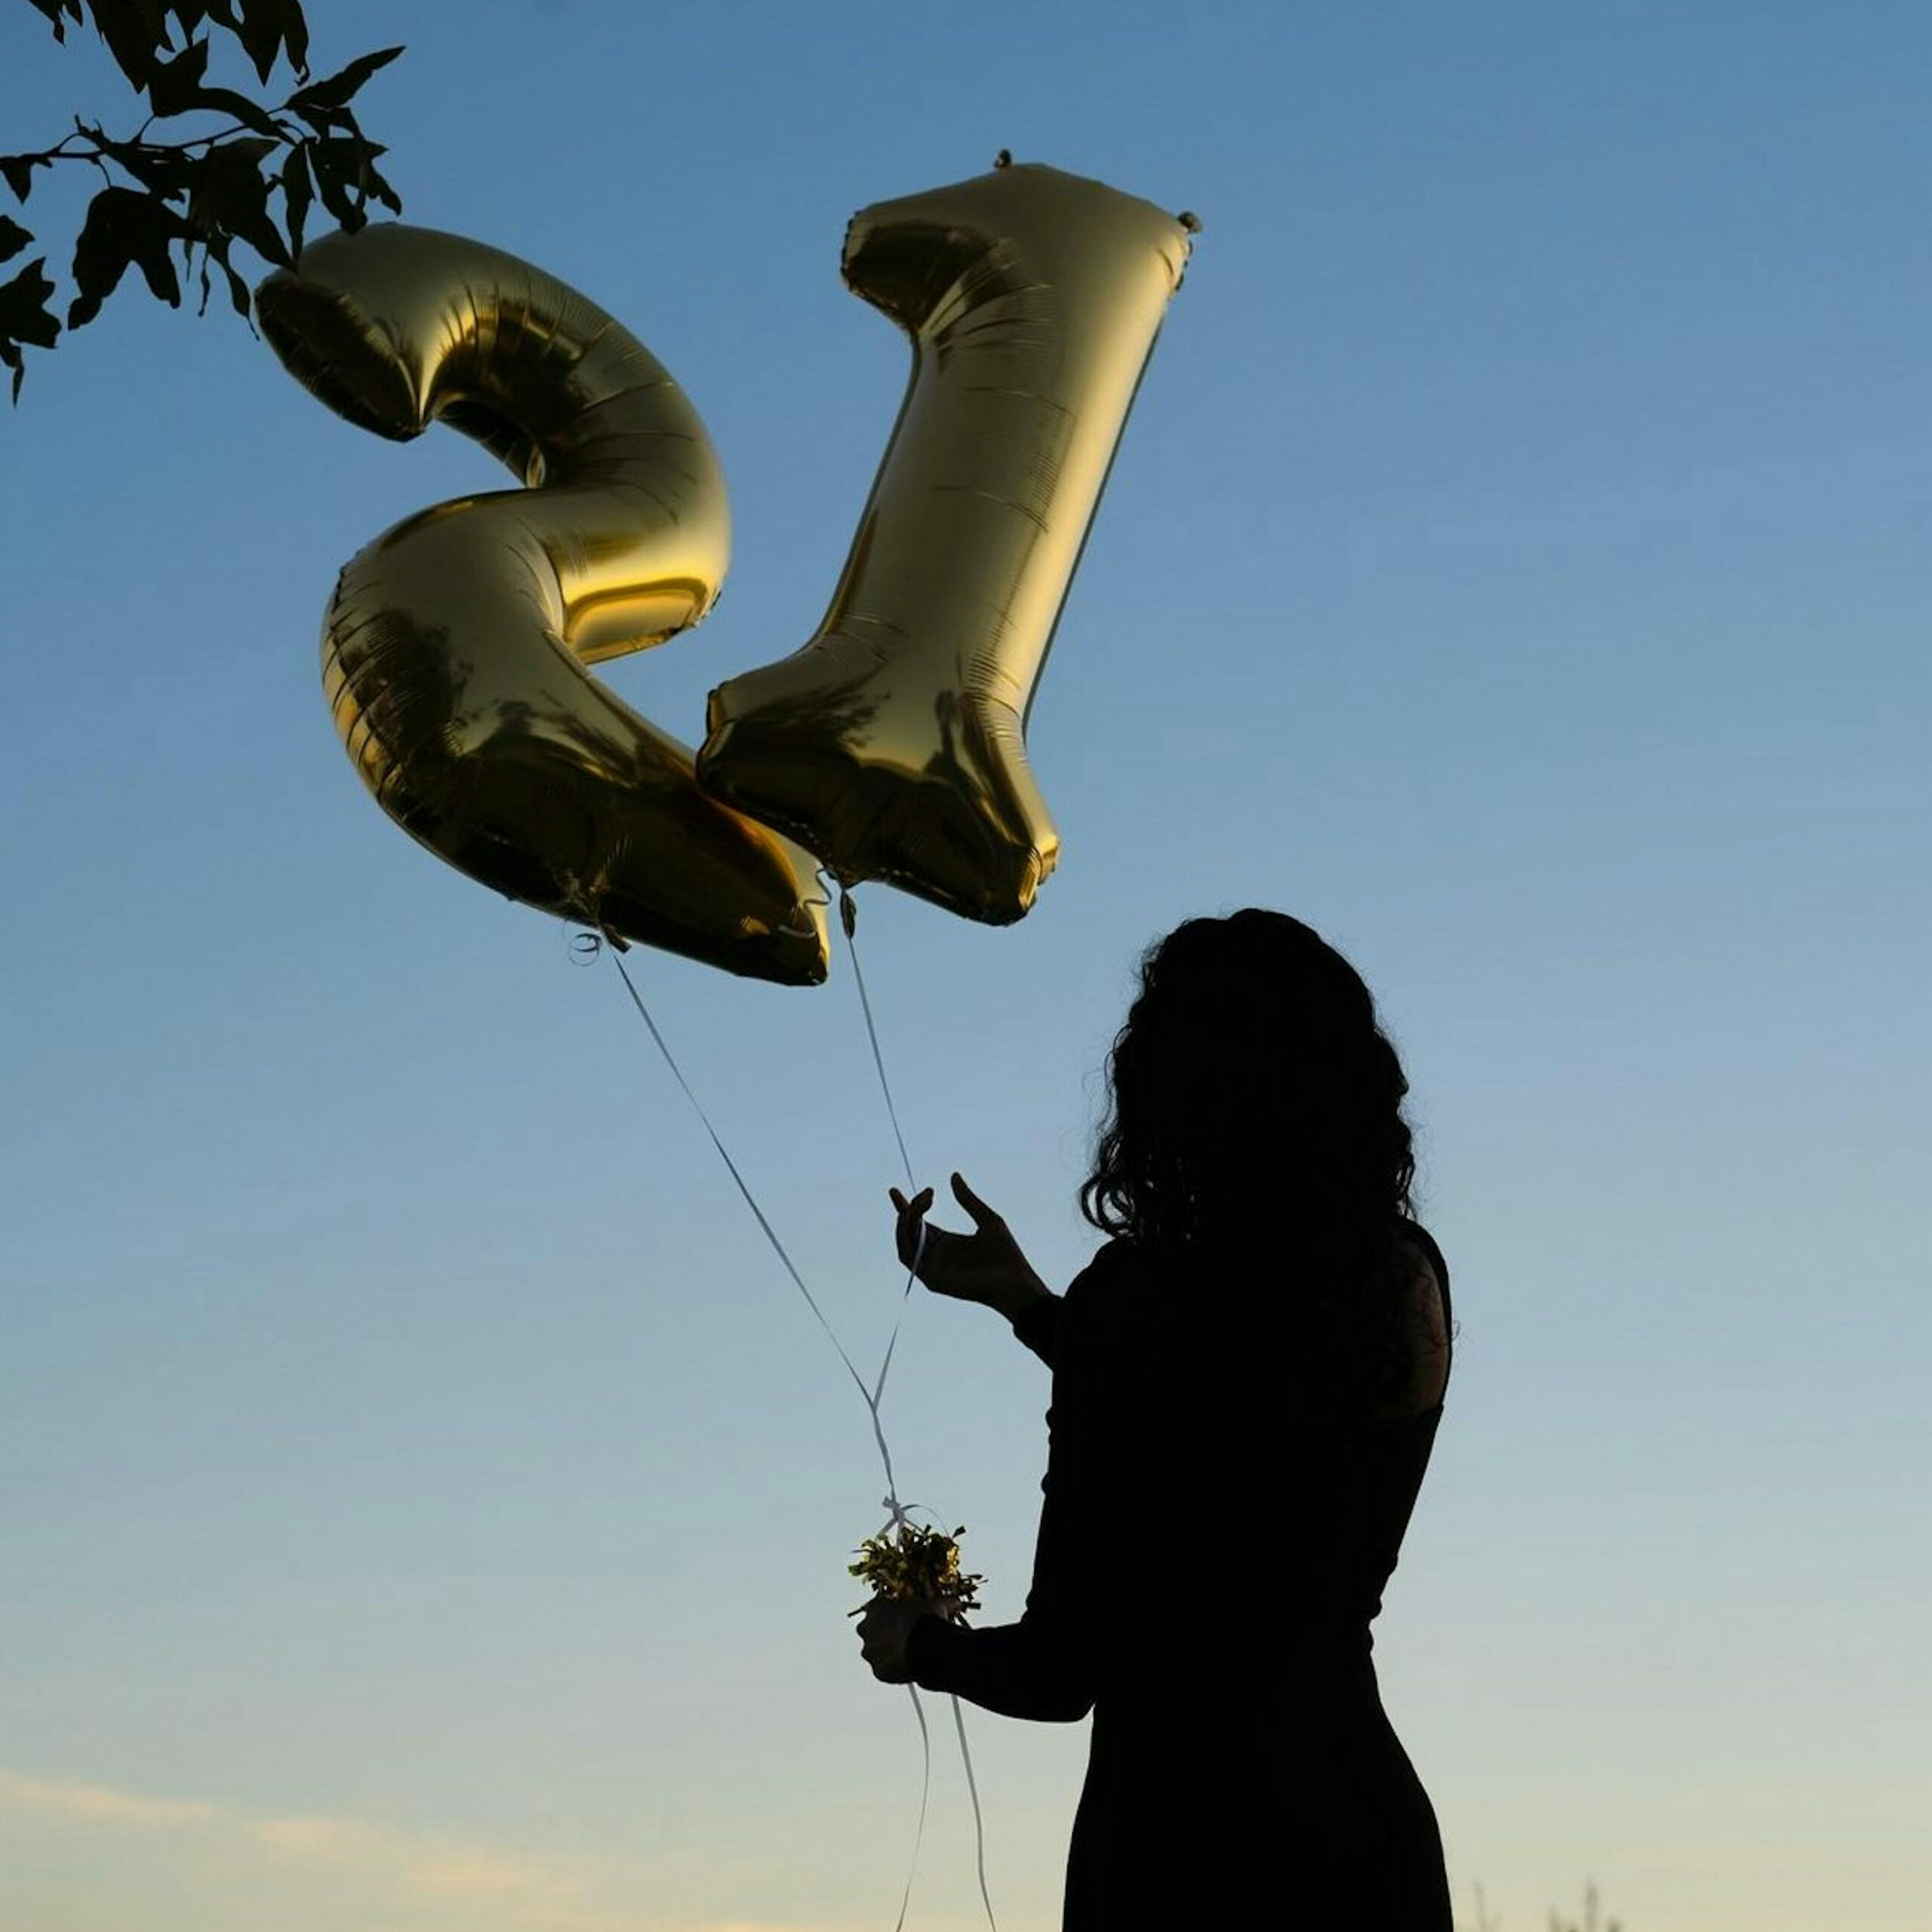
[127,0,174,42]
[146,37,285,134]
[226,0,312,85]
[0,218,31,265]
[1,155,49,205]
[305,132,371,230]
[288,45,403,118]
[110,143,198,200]
[86,0,168,91]
[189,231,251,321]
[143,33,209,113]
[66,183,186,328]
[184,141,291,267]
[0,258,62,349]
[278,142,310,256]
[287,99,349,136]
[201,87,286,137]
[1,256,63,396]
[360,148,401,217]
[275,0,309,78]
[26,0,85,37]
[217,250,251,319]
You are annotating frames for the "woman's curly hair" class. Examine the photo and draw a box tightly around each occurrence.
[1081,909,1420,1419]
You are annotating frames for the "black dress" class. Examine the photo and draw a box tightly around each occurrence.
[905,1229,1455,1930]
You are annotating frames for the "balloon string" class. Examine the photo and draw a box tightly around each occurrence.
[838,883,917,1189]
[893,1684,934,1932]
[607,936,995,1932]
[832,883,920,1419]
[836,888,999,1932]
[951,1691,998,1932]
[608,949,882,1436]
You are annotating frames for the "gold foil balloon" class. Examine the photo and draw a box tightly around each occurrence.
[699,161,1193,924]
[257,224,829,986]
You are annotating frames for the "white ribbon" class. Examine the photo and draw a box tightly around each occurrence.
[608,922,996,1930]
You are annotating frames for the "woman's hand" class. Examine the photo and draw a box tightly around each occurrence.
[889,1172,1050,1320]
[855,1595,924,1683]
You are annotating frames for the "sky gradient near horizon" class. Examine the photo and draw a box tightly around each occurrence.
[2,3,1927,1929]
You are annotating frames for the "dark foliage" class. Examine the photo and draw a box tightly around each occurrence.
[3,0,403,399]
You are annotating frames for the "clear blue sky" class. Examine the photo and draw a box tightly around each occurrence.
[2,3,1926,1929]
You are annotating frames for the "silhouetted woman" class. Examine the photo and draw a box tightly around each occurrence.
[857,910,1455,1928]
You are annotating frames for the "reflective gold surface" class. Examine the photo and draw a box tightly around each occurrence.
[699,162,1192,924]
[257,223,829,986]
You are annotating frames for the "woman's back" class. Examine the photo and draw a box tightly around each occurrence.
[1048,1228,1454,1926]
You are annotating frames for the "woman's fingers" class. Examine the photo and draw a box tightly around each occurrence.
[951,1171,1001,1231]
[891,1185,934,1269]
[854,1595,918,1681]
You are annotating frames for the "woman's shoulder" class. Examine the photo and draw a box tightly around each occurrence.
[1066,1237,1177,1304]
[1392,1217,1453,1414]
[1397,1217,1451,1294]
[1064,1236,1147,1294]
[1059,1240,1175,1356]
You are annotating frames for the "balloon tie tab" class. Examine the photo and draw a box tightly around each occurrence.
[560,875,629,954]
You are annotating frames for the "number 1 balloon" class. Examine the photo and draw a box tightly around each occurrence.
[256,225,830,986]
[699,161,1194,924]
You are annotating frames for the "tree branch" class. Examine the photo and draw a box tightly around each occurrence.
[3,6,404,401]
